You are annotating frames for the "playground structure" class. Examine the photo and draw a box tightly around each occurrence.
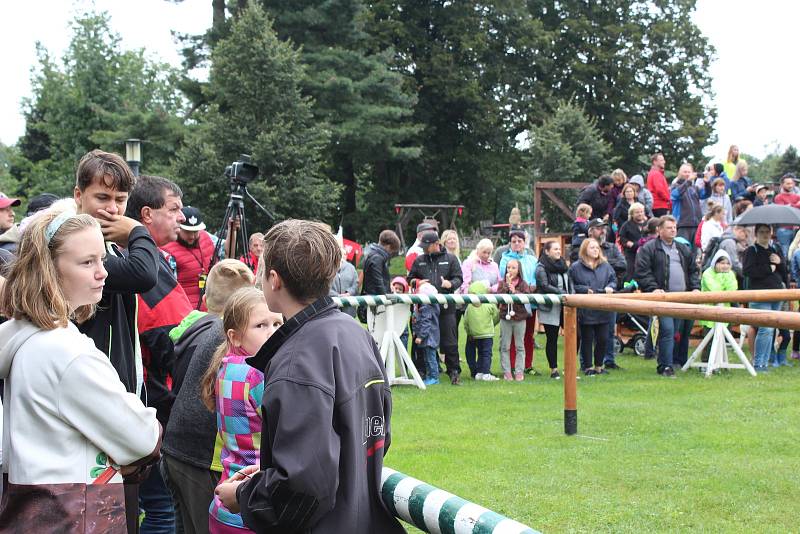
[394,203,464,252]
[332,288,800,533]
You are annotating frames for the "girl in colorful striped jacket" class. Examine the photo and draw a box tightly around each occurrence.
[201,287,283,534]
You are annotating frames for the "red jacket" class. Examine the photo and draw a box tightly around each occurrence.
[647,165,671,211]
[239,251,259,274]
[774,192,800,209]
[163,231,216,309]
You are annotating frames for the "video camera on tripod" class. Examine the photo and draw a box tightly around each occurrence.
[208,154,276,280]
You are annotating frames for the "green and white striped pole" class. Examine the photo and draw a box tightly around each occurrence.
[381,468,540,534]
[332,293,563,308]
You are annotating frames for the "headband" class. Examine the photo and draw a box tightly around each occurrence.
[45,211,76,245]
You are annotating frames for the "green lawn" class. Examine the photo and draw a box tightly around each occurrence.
[386,332,800,533]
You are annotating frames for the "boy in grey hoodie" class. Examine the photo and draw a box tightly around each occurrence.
[630,174,654,218]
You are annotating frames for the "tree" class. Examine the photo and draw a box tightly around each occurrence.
[261,0,421,239]
[775,146,800,180]
[528,101,612,232]
[171,3,340,232]
[12,10,187,197]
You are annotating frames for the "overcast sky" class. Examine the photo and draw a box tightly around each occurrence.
[2,0,798,161]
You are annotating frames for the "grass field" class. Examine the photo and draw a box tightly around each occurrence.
[386,331,800,533]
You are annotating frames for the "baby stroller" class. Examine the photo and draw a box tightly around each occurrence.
[613,312,649,356]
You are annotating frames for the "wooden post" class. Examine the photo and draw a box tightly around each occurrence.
[563,305,578,435]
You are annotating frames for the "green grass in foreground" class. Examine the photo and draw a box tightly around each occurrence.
[387,333,800,533]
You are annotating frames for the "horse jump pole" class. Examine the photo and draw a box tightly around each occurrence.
[601,288,800,304]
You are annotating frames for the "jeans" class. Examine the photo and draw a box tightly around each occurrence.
[750,301,782,368]
[465,337,493,376]
[776,227,794,258]
[500,320,527,373]
[422,346,439,381]
[603,313,618,365]
[656,316,692,370]
[140,459,177,534]
[579,323,608,369]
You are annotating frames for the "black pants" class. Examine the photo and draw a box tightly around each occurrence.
[579,322,608,369]
[653,208,669,217]
[439,307,461,376]
[162,454,220,534]
[543,324,560,369]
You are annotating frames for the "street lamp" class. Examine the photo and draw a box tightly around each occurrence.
[125,139,142,176]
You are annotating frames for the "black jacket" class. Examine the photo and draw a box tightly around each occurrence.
[568,260,616,324]
[78,226,159,393]
[634,237,700,293]
[163,315,223,471]
[742,242,788,290]
[361,243,391,296]
[407,249,463,295]
[239,298,405,534]
[613,198,632,227]
[576,183,610,220]
[535,259,571,295]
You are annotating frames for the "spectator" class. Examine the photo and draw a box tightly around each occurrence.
[126,174,193,532]
[577,175,615,222]
[162,259,256,534]
[697,250,738,346]
[0,192,20,238]
[618,202,647,283]
[629,174,654,217]
[568,238,616,376]
[571,203,592,251]
[405,221,438,271]
[612,182,638,228]
[217,220,405,534]
[498,228,538,373]
[743,224,789,372]
[724,144,746,184]
[408,231,464,385]
[753,184,770,207]
[441,228,461,260]
[239,232,264,273]
[535,241,572,379]
[497,259,532,381]
[460,238,500,293]
[0,205,161,533]
[647,152,671,216]
[716,225,751,283]
[391,276,411,351]
[773,174,800,257]
[789,233,800,360]
[0,192,50,254]
[362,229,400,297]
[634,215,700,377]
[734,198,753,218]
[463,281,500,381]
[74,150,159,402]
[162,206,218,309]
[493,225,535,264]
[414,282,441,386]
[330,236,360,318]
[700,204,726,252]
[201,287,283,534]
[671,163,707,246]
[731,160,755,203]
[607,169,628,226]
[703,177,733,225]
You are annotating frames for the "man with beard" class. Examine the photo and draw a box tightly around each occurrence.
[163,206,218,309]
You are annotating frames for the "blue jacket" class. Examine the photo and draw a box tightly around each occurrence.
[414,303,440,348]
[568,260,616,325]
[671,178,707,228]
[730,176,754,202]
[499,249,538,287]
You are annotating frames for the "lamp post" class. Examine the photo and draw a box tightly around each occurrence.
[125,139,142,176]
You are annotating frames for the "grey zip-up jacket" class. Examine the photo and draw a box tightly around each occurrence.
[237,297,405,534]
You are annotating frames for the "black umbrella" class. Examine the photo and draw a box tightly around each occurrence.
[732,204,800,226]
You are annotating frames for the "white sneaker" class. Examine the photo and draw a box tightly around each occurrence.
[474,373,484,380]
[481,374,499,381]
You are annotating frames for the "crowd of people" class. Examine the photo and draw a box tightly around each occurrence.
[348,146,800,386]
[0,150,405,533]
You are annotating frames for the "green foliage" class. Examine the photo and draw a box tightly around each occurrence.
[775,145,800,180]
[261,0,421,240]
[12,11,187,198]
[528,102,612,231]
[171,3,340,234]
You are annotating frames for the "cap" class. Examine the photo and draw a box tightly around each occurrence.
[588,218,608,229]
[179,206,206,231]
[416,222,436,233]
[755,184,769,193]
[0,193,21,210]
[26,193,59,216]
[419,231,439,245]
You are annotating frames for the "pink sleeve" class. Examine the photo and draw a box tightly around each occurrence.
[460,259,473,294]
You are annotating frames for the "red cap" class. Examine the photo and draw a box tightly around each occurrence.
[0,193,21,209]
